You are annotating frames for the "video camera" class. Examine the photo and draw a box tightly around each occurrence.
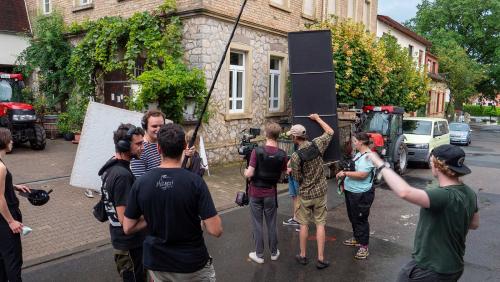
[238,128,260,160]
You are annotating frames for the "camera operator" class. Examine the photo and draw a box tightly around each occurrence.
[244,122,287,264]
[336,132,375,260]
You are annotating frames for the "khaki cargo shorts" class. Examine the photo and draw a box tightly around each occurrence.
[296,195,327,226]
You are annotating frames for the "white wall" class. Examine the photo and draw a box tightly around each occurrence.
[376,21,427,68]
[0,33,30,66]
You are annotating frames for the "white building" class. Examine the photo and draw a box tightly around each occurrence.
[0,0,31,72]
[377,15,431,68]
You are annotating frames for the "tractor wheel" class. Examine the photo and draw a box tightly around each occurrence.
[393,142,408,175]
[30,124,46,150]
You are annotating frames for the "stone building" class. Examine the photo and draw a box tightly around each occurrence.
[25,0,378,164]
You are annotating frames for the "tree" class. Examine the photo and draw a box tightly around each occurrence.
[407,0,499,99]
[310,20,429,111]
[310,20,390,106]
[433,35,485,109]
[16,13,73,112]
[379,34,429,112]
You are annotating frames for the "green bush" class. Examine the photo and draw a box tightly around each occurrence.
[463,104,500,117]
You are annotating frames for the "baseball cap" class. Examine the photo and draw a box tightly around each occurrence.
[431,144,471,175]
[286,124,307,138]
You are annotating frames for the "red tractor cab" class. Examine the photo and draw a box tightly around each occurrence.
[0,73,46,150]
[358,105,407,175]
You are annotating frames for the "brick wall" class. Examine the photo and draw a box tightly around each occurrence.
[25,0,166,25]
[26,0,378,35]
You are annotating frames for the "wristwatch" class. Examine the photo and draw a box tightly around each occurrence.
[377,162,390,172]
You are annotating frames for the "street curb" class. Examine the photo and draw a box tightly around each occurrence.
[23,239,111,270]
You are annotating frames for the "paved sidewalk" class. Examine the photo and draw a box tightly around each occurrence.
[5,139,286,266]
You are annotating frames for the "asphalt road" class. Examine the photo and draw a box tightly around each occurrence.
[21,123,500,282]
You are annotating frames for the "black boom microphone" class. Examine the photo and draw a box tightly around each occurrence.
[182,0,249,169]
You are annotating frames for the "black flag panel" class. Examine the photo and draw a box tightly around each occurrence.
[288,30,340,161]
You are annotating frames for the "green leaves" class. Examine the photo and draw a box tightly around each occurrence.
[310,20,428,111]
[129,56,207,123]
[16,12,72,112]
[409,0,499,101]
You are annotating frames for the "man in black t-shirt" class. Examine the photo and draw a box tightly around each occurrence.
[98,124,145,282]
[124,124,222,281]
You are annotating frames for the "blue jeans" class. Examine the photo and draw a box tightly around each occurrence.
[288,175,299,197]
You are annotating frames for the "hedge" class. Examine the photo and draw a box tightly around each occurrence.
[463,104,500,117]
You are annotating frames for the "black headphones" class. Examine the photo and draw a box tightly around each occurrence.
[116,126,138,153]
[141,115,147,130]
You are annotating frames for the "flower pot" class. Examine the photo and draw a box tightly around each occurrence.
[63,132,75,141]
[72,133,81,144]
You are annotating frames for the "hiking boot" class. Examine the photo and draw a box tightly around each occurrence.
[316,259,330,270]
[343,237,360,247]
[354,247,369,260]
[271,250,280,261]
[249,252,264,264]
[295,254,309,265]
[283,218,300,226]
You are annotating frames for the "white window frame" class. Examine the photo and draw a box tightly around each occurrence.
[363,0,371,30]
[347,0,356,20]
[327,0,336,16]
[43,0,51,14]
[302,0,316,19]
[80,0,92,5]
[269,0,291,12]
[229,51,246,114]
[268,57,282,112]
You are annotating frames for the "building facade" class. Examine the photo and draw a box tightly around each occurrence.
[425,52,448,118]
[25,0,378,164]
[0,0,31,72]
[376,15,430,68]
[376,15,448,118]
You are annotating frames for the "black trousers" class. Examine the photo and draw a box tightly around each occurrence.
[344,188,375,246]
[0,209,23,282]
[397,260,463,282]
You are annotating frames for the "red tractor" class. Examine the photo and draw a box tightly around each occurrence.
[0,73,46,150]
[358,106,408,175]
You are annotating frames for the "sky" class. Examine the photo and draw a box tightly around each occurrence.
[378,0,423,24]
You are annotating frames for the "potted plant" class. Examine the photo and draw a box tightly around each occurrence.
[56,113,74,141]
[60,94,88,144]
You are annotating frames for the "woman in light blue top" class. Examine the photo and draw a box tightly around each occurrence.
[336,132,375,260]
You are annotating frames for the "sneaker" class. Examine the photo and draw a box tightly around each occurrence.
[316,259,330,270]
[84,189,94,198]
[271,250,280,261]
[249,252,264,264]
[283,218,300,226]
[354,247,369,260]
[295,254,309,265]
[343,237,360,247]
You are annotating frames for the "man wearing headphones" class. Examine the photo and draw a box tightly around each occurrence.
[131,110,165,178]
[98,123,145,282]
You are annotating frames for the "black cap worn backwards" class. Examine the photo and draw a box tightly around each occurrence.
[431,144,471,175]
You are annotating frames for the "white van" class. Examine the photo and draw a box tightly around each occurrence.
[403,117,450,167]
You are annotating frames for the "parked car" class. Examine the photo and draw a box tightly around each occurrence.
[403,117,450,167]
[449,122,472,146]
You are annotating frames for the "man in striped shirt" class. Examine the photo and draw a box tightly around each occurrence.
[130,110,165,178]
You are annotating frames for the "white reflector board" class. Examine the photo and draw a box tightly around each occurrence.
[70,102,171,190]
